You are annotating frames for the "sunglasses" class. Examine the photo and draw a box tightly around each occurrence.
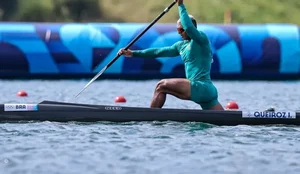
[177,28,185,33]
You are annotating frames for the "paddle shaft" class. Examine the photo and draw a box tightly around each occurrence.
[103,1,177,69]
[75,1,177,98]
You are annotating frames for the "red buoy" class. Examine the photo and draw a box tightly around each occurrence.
[17,90,28,97]
[115,96,126,103]
[226,101,239,110]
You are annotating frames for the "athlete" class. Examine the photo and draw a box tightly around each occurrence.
[118,0,224,110]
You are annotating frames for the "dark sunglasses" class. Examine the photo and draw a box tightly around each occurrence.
[177,28,185,33]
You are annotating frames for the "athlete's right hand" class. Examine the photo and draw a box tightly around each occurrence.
[118,48,133,57]
[174,0,183,5]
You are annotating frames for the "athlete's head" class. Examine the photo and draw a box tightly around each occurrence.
[177,15,197,40]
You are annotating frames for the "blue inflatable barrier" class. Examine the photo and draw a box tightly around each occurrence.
[0,22,299,80]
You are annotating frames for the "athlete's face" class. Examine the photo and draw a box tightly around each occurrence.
[177,20,190,40]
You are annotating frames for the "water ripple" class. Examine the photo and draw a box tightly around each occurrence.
[0,80,300,174]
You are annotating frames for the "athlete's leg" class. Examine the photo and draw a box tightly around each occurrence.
[150,78,191,108]
[208,102,224,110]
[190,81,224,111]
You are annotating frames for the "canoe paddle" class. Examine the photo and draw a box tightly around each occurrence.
[75,1,177,98]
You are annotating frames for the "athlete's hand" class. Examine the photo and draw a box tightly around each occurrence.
[174,0,183,5]
[118,48,133,57]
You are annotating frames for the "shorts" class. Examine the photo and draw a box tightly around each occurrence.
[190,80,219,109]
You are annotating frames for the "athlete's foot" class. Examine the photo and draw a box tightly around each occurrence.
[264,107,275,112]
[209,103,224,110]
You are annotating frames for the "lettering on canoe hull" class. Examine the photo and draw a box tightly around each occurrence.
[104,106,122,111]
[4,104,38,112]
[242,111,296,119]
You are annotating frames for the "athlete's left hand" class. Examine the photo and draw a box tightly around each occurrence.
[118,48,133,57]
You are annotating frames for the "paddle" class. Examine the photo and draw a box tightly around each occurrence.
[75,1,177,98]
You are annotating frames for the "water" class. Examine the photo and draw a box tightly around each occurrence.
[0,80,300,174]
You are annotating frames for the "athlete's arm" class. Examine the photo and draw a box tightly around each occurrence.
[132,43,180,58]
[178,3,209,45]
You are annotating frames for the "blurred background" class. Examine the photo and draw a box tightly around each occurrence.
[0,0,299,80]
[1,0,300,24]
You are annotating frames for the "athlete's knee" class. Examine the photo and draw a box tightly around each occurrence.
[155,79,168,93]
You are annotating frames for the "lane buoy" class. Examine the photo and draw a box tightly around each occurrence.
[115,96,126,103]
[17,90,28,97]
[226,101,239,110]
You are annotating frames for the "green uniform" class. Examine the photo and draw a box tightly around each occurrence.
[132,4,219,109]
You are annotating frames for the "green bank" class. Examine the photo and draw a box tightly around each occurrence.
[0,0,299,25]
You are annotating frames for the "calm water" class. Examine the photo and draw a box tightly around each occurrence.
[0,80,300,174]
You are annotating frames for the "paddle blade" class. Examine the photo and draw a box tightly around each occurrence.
[75,65,107,98]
